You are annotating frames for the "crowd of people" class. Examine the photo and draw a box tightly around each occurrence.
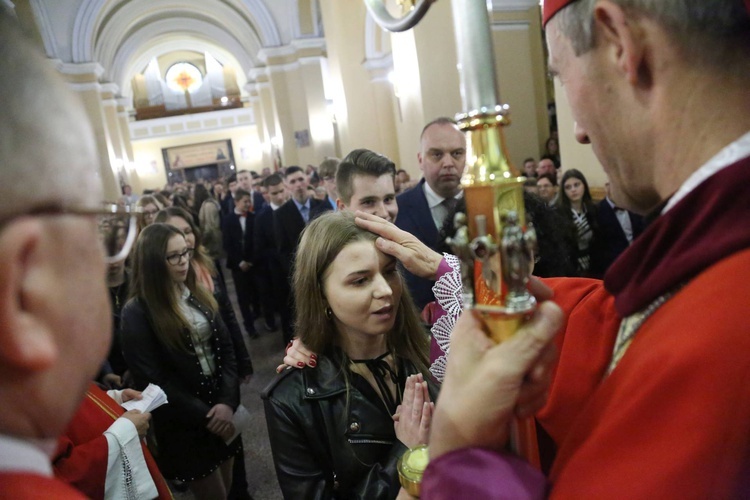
[2,0,749,499]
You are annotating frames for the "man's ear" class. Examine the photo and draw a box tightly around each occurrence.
[336,198,347,211]
[593,0,650,87]
[0,220,58,372]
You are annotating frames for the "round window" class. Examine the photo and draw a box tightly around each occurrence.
[165,62,203,93]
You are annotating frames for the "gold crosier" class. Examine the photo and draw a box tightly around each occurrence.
[364,0,541,468]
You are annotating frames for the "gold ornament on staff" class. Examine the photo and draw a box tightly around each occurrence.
[365,0,541,470]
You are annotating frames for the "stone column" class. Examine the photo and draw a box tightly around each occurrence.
[247,93,272,170]
[299,54,336,163]
[57,62,120,201]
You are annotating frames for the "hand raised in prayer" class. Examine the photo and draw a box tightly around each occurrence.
[394,374,433,449]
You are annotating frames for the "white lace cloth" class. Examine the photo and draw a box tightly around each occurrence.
[429,253,463,382]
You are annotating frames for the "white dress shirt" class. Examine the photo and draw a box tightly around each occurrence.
[422,182,464,229]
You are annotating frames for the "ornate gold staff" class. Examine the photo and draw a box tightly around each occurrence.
[365,0,541,470]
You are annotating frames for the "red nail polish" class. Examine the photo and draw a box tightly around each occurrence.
[297,362,304,367]
[309,360,317,367]
[311,354,318,360]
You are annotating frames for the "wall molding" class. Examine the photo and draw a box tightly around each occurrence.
[130,107,256,140]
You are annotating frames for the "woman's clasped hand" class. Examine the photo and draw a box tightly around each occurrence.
[393,374,434,449]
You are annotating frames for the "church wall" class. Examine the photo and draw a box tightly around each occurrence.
[131,124,263,191]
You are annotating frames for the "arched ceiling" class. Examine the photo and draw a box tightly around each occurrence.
[78,0,278,98]
[29,0,320,103]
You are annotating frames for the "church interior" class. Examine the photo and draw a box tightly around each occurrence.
[9,0,605,200]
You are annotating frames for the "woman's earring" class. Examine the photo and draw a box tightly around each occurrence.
[325,307,333,320]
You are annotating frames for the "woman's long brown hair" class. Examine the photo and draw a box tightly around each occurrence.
[129,223,218,352]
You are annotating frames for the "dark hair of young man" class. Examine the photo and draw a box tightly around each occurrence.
[284,165,303,177]
[234,188,251,200]
[538,172,558,187]
[263,173,284,188]
[337,149,397,204]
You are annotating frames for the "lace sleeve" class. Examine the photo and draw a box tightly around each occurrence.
[429,253,462,382]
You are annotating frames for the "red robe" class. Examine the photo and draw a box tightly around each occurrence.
[53,383,172,499]
[423,156,750,498]
[0,473,87,499]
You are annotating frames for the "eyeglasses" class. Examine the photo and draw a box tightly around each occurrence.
[0,202,140,264]
[165,248,194,266]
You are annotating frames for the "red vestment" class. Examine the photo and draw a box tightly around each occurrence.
[423,156,750,498]
[0,473,87,499]
[53,383,172,499]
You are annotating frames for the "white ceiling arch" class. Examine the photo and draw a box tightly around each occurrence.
[93,1,264,71]
[112,23,253,99]
[72,0,282,63]
[117,36,251,103]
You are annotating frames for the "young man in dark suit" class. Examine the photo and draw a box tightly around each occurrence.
[253,174,289,333]
[222,189,258,337]
[594,181,645,273]
[273,166,323,344]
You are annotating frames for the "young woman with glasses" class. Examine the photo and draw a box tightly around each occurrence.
[121,223,240,499]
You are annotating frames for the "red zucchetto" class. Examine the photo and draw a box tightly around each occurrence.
[542,0,579,27]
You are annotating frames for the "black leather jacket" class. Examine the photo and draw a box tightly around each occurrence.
[262,351,439,500]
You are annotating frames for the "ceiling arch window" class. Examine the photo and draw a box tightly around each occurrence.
[132,51,243,120]
[165,62,204,93]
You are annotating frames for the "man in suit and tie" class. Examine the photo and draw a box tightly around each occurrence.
[253,174,289,334]
[223,188,259,338]
[594,181,645,273]
[273,166,323,343]
[395,117,466,310]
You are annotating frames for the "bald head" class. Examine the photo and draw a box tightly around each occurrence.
[0,12,101,219]
[0,10,110,440]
